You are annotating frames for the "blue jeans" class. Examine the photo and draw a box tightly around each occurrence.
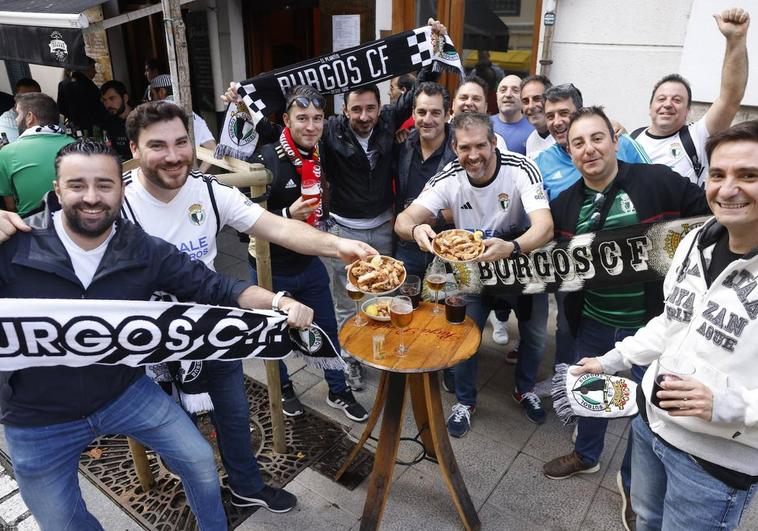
[4,376,226,531]
[204,359,266,496]
[325,219,394,330]
[395,239,434,279]
[631,416,756,530]
[454,292,548,406]
[250,259,347,394]
[573,316,640,468]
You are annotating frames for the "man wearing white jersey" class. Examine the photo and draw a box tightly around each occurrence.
[396,112,553,437]
[631,8,749,187]
[120,101,375,512]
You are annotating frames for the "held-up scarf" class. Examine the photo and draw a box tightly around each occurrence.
[0,299,346,413]
[216,25,465,160]
[280,127,323,227]
[551,364,639,424]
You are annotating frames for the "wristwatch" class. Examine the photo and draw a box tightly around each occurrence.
[510,240,522,258]
[272,291,292,311]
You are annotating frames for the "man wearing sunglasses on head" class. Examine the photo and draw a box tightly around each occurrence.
[544,106,708,530]
[247,85,370,423]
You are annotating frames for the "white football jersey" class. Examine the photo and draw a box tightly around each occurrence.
[415,150,549,239]
[122,169,263,269]
[633,117,709,186]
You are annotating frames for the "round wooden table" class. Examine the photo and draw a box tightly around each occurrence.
[336,302,481,531]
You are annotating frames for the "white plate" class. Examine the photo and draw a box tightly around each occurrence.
[361,296,392,322]
[432,229,485,264]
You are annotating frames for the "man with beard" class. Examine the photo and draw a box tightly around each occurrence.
[100,80,134,161]
[0,77,41,143]
[490,75,534,155]
[521,75,555,158]
[119,101,374,510]
[0,93,73,215]
[248,86,369,422]
[396,112,553,437]
[0,138,304,530]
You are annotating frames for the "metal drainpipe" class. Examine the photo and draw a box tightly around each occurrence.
[539,0,558,78]
[207,0,226,113]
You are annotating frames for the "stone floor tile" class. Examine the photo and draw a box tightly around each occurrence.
[478,500,559,530]
[579,486,626,531]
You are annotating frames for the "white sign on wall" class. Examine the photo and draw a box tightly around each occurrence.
[680,0,757,106]
[332,14,361,115]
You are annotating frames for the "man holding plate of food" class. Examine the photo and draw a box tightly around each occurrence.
[395,112,553,438]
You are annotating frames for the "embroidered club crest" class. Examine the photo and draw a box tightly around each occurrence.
[571,374,630,413]
[227,102,257,147]
[188,203,206,226]
[48,31,68,63]
[304,328,323,353]
[619,194,635,214]
[180,361,204,383]
[498,193,510,211]
[669,142,684,161]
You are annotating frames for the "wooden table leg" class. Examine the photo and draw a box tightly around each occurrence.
[359,373,407,531]
[334,371,389,482]
[408,374,436,459]
[423,373,481,531]
[128,437,155,492]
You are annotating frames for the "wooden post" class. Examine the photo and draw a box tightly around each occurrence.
[436,0,465,98]
[161,0,195,146]
[195,147,287,454]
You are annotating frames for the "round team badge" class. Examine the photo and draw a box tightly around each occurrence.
[669,142,684,161]
[305,328,323,353]
[571,374,630,413]
[498,193,510,211]
[188,203,206,226]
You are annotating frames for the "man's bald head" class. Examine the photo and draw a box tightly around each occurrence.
[496,75,523,122]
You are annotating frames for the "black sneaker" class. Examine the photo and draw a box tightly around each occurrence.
[281,383,304,417]
[513,390,546,424]
[230,485,297,512]
[326,389,369,422]
[442,368,455,393]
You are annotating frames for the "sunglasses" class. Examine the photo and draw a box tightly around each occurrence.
[588,192,606,231]
[286,95,326,111]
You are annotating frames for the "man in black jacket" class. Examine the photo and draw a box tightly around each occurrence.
[250,85,369,422]
[543,107,709,530]
[0,140,313,530]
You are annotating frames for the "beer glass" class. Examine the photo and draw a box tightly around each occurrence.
[390,295,413,356]
[346,282,367,327]
[426,261,446,315]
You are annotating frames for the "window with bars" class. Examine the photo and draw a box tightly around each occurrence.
[486,0,521,17]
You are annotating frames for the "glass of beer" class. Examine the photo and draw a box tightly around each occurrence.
[444,291,467,324]
[651,356,695,409]
[346,282,367,327]
[399,274,421,308]
[426,261,446,314]
[390,295,414,356]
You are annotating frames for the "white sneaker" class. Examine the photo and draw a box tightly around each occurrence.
[488,312,509,345]
[572,424,578,444]
[533,377,554,398]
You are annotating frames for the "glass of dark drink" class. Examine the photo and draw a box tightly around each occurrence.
[390,295,414,356]
[399,275,421,308]
[651,355,695,409]
[346,282,367,327]
[444,292,467,324]
[426,261,447,314]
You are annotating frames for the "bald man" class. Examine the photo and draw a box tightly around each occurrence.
[490,74,534,155]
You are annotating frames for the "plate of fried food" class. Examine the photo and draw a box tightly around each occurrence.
[347,255,407,295]
[432,229,485,263]
[361,297,392,321]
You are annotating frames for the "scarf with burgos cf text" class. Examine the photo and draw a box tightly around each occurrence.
[215,25,465,160]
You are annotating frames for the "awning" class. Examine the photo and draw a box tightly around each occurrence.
[0,0,108,70]
[463,0,510,52]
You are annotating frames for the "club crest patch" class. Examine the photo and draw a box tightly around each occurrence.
[669,142,684,161]
[571,374,630,413]
[498,193,510,211]
[49,31,68,63]
[188,203,206,226]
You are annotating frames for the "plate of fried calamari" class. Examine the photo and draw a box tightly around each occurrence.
[347,255,407,295]
[432,229,485,263]
[361,297,392,321]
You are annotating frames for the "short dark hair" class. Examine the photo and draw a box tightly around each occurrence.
[284,85,325,114]
[520,74,552,93]
[100,80,129,99]
[396,74,416,92]
[567,106,616,140]
[413,82,451,113]
[125,101,189,143]
[15,93,59,127]
[460,74,489,95]
[705,120,758,163]
[344,85,380,107]
[650,74,692,107]
[450,112,495,144]
[54,139,122,178]
[544,83,583,110]
[14,77,41,93]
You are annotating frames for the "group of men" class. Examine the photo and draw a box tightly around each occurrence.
[0,7,754,531]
